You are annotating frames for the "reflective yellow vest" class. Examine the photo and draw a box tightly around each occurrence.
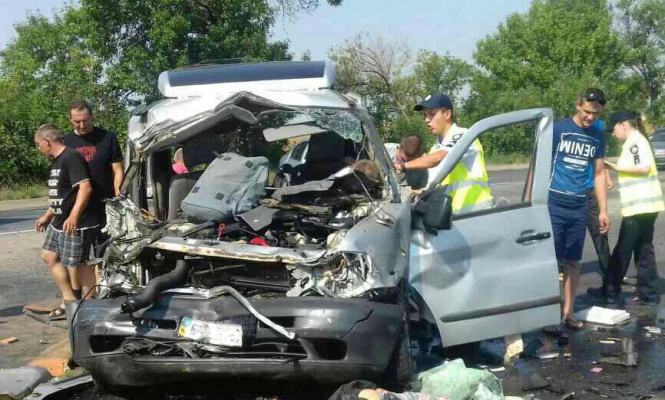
[429,129,493,215]
[617,131,665,217]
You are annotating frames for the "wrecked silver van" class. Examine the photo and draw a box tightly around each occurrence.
[68,61,561,390]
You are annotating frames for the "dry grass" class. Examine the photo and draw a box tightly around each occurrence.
[0,183,48,201]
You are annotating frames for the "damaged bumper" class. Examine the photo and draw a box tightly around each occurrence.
[68,296,404,386]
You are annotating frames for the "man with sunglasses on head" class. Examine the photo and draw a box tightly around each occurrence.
[395,93,493,215]
[549,88,610,330]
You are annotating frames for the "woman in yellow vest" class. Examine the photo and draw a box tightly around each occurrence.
[604,111,664,306]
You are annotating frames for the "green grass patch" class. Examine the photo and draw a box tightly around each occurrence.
[0,183,48,201]
[485,153,531,165]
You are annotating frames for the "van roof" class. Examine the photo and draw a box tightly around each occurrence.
[158,61,335,98]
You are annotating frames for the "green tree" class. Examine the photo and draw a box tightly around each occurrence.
[412,50,475,105]
[0,12,123,186]
[329,35,473,147]
[330,34,413,125]
[616,0,665,126]
[71,0,294,103]
[466,0,629,156]
[1,0,340,186]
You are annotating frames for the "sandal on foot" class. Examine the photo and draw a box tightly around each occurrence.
[48,305,66,320]
[563,318,584,330]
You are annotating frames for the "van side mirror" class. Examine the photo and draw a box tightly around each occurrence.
[413,187,453,232]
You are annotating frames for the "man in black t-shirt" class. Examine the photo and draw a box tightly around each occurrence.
[64,100,124,294]
[34,124,97,318]
[65,100,124,203]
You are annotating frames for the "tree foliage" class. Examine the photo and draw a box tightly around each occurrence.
[72,0,292,103]
[0,0,343,186]
[465,0,632,156]
[615,0,665,125]
[0,13,122,185]
[329,35,474,147]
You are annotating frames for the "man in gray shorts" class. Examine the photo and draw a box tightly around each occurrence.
[34,124,98,318]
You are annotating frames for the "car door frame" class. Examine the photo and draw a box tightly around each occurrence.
[408,108,561,347]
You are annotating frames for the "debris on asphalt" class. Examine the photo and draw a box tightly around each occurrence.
[590,367,603,373]
[521,372,550,391]
[27,357,70,377]
[644,326,662,335]
[599,376,633,386]
[504,334,524,364]
[412,359,504,400]
[0,336,18,344]
[0,366,52,399]
[559,392,575,400]
[598,338,638,367]
[38,339,49,344]
[537,349,560,359]
[575,306,631,325]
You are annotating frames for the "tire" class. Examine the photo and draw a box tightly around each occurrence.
[383,320,414,391]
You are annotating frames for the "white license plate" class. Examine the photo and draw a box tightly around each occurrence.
[178,317,243,347]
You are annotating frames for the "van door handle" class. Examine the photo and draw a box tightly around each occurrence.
[516,232,551,244]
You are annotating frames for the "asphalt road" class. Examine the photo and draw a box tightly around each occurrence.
[0,206,46,234]
[2,170,665,399]
[0,169,528,235]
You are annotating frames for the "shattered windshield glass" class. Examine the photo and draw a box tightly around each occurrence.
[261,110,363,143]
[304,110,363,142]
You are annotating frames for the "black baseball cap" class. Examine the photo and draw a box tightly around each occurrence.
[609,110,638,128]
[414,93,454,111]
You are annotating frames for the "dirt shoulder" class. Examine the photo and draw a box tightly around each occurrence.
[0,197,48,212]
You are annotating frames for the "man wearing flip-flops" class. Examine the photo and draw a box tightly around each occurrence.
[34,124,98,319]
[548,88,611,330]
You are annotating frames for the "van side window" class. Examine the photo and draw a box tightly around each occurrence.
[453,121,538,220]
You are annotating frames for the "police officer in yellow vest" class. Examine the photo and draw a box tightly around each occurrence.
[394,93,493,215]
[604,111,664,306]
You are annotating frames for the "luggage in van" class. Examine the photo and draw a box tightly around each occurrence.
[180,153,268,223]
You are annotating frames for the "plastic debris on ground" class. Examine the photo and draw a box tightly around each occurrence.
[574,306,630,325]
[410,358,504,400]
[359,389,451,400]
[0,336,18,344]
[597,338,638,367]
[503,334,524,365]
[0,367,52,399]
[644,326,662,335]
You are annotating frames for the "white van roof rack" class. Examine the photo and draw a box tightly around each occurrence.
[158,61,335,98]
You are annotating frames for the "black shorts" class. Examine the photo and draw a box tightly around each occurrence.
[42,225,98,268]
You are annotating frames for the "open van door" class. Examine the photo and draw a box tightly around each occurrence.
[409,109,560,347]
